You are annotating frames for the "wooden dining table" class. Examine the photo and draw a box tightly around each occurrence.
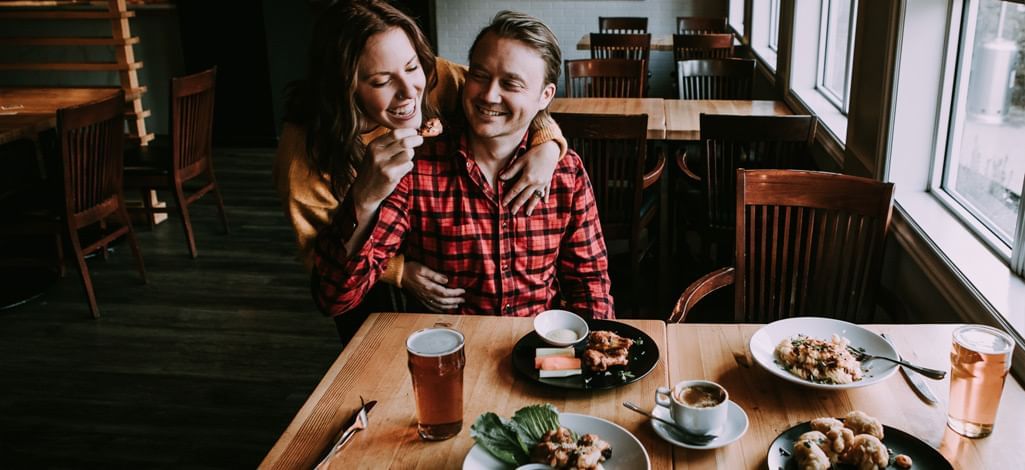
[577,34,674,52]
[662,100,792,141]
[263,316,1024,469]
[550,97,667,140]
[0,87,121,145]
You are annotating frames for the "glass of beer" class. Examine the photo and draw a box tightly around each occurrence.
[406,325,465,440]
[947,324,1014,438]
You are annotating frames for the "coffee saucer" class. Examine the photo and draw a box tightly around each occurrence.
[649,401,748,450]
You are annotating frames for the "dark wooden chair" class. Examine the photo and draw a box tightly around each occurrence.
[0,90,147,318]
[551,113,665,316]
[589,33,652,62]
[125,67,228,258]
[668,169,894,324]
[676,58,755,100]
[564,59,646,98]
[599,16,648,34]
[672,33,734,61]
[677,114,818,266]
[676,16,729,34]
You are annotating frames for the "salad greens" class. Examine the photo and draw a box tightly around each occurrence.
[470,403,563,466]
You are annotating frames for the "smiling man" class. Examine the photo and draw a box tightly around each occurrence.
[314,11,614,319]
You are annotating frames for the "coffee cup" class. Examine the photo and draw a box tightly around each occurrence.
[655,380,728,435]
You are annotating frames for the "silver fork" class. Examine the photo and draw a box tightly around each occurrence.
[315,397,373,469]
[846,345,947,380]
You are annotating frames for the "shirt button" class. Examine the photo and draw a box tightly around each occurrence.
[501,263,508,271]
[501,221,508,229]
[505,304,511,311]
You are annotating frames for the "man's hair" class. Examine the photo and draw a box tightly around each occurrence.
[468,10,562,87]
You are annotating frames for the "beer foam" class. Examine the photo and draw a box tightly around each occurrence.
[955,326,1013,354]
[407,328,464,356]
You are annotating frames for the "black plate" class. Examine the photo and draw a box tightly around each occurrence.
[766,421,953,470]
[511,319,658,390]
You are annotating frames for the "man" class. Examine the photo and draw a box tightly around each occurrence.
[314,11,614,319]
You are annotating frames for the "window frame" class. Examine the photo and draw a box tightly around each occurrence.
[768,0,781,52]
[815,0,858,114]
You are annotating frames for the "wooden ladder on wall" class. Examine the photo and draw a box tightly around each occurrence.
[0,0,154,145]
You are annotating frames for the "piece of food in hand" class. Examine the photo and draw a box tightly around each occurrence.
[843,410,884,440]
[839,434,888,469]
[419,117,442,137]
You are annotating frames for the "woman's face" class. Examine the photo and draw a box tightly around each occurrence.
[355,27,426,131]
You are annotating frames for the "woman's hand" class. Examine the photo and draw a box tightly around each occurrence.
[403,261,465,312]
[349,128,423,210]
[500,139,559,216]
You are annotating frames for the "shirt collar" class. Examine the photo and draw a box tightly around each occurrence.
[456,131,530,165]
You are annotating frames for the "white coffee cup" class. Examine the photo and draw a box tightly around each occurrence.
[655,380,728,435]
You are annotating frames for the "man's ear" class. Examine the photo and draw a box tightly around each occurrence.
[538,82,556,108]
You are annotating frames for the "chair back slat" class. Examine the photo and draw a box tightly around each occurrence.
[599,16,648,34]
[172,67,216,176]
[57,90,125,221]
[589,33,651,62]
[676,59,754,100]
[672,33,734,61]
[565,59,646,98]
[677,16,729,34]
[735,170,894,323]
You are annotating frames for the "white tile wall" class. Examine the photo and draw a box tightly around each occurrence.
[434,0,728,97]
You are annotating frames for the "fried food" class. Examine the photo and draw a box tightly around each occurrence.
[894,454,913,468]
[844,410,884,440]
[589,330,634,351]
[419,117,442,137]
[530,427,612,470]
[793,410,891,470]
[840,434,888,470]
[793,431,832,470]
[580,330,634,372]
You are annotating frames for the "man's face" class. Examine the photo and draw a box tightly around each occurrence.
[462,32,556,143]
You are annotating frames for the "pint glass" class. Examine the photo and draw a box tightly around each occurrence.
[406,325,465,440]
[947,324,1014,438]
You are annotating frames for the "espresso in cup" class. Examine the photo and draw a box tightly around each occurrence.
[677,384,726,409]
[656,380,729,436]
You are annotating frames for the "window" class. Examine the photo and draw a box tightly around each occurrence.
[729,0,746,36]
[816,0,857,113]
[769,0,781,51]
[940,0,1025,273]
[752,0,782,71]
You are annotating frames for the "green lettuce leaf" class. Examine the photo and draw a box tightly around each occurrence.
[510,403,562,446]
[469,412,529,465]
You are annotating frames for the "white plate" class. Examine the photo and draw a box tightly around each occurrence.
[462,412,650,470]
[649,401,748,450]
[748,317,899,390]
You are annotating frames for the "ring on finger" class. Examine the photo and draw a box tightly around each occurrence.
[532,189,544,199]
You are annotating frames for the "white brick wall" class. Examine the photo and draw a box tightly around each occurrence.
[434,0,728,97]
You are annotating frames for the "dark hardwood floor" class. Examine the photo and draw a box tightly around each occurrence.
[0,148,341,469]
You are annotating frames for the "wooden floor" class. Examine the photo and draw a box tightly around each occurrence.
[0,148,341,468]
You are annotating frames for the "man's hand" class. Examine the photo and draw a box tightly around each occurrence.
[403,261,465,312]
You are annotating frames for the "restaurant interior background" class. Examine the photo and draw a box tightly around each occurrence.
[1,0,1023,467]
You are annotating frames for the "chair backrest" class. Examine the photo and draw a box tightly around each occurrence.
[672,33,734,61]
[564,59,646,98]
[676,16,729,34]
[56,89,126,226]
[599,16,648,34]
[589,33,652,63]
[551,113,649,235]
[171,67,217,179]
[676,58,755,99]
[700,114,817,232]
[734,169,894,323]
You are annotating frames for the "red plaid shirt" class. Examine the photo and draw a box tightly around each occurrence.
[314,131,614,319]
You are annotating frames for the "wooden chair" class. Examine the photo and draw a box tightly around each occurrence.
[564,59,646,98]
[125,67,228,258]
[598,16,648,34]
[551,113,665,315]
[677,114,818,266]
[672,33,734,61]
[668,169,894,324]
[676,16,729,34]
[0,90,147,318]
[589,33,652,63]
[676,58,755,100]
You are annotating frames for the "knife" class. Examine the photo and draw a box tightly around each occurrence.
[315,397,378,469]
[882,333,938,405]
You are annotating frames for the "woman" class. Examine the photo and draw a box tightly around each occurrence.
[273,0,565,338]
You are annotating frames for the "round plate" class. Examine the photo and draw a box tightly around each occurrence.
[512,319,658,390]
[749,317,899,390]
[650,401,748,450]
[766,420,953,470]
[463,412,651,470]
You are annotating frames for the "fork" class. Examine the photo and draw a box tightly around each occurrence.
[846,345,947,380]
[315,398,371,469]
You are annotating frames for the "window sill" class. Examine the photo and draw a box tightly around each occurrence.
[787,85,848,145]
[892,186,1025,348]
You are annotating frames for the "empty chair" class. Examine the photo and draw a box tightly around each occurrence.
[599,16,648,34]
[679,114,818,266]
[676,16,729,34]
[668,169,894,324]
[589,33,652,62]
[564,59,646,98]
[125,67,229,258]
[672,33,734,61]
[0,90,147,318]
[676,58,755,100]
[551,113,665,316]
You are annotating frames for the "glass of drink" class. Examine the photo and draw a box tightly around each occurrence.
[947,324,1014,438]
[406,325,465,440]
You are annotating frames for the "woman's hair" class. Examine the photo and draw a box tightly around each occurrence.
[285,0,437,197]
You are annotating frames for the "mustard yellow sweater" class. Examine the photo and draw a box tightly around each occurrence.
[273,58,565,285]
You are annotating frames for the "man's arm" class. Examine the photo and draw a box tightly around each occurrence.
[312,176,412,317]
[556,155,615,319]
